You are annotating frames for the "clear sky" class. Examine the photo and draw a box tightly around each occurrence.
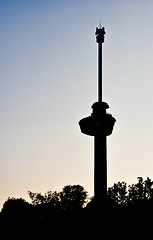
[1,0,153,208]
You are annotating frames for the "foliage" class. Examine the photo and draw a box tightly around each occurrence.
[1,197,29,214]
[28,184,88,210]
[59,185,88,210]
[107,177,153,206]
[0,184,88,232]
[107,181,127,205]
[28,189,60,206]
[1,178,153,232]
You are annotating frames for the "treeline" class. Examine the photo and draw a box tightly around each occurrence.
[0,185,88,229]
[107,176,153,205]
[1,178,153,236]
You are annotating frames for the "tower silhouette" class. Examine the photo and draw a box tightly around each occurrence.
[79,26,116,207]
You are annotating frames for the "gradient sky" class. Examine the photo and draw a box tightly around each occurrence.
[1,0,153,208]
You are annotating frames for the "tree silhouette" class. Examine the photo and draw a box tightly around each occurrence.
[59,185,88,210]
[28,189,60,206]
[1,197,29,214]
[1,178,153,235]
[0,197,31,228]
[107,177,153,206]
[28,184,88,210]
[107,181,127,205]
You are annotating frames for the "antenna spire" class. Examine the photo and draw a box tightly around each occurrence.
[100,20,102,28]
[95,25,106,102]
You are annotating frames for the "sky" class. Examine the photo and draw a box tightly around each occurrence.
[1,0,153,208]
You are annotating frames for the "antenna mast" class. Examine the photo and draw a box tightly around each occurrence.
[95,26,106,102]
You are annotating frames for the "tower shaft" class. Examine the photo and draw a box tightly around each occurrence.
[94,135,107,204]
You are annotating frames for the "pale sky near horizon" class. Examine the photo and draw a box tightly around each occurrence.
[1,0,153,208]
